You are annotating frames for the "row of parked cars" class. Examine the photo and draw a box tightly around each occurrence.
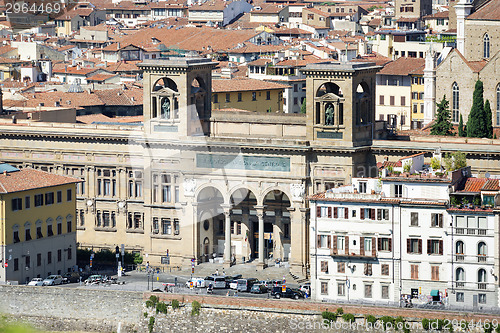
[27,272,86,286]
[185,275,311,300]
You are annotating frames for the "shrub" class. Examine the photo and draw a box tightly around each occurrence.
[336,307,344,315]
[421,318,430,330]
[342,313,355,323]
[143,312,148,318]
[149,295,159,305]
[321,311,337,324]
[156,302,168,315]
[148,316,155,333]
[365,315,377,326]
[191,301,201,316]
[171,299,180,310]
[380,316,395,330]
[394,316,405,331]
[145,300,155,308]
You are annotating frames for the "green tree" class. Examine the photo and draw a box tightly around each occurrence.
[443,151,467,171]
[484,99,493,138]
[300,98,307,114]
[467,80,486,137]
[431,95,453,136]
[458,114,465,137]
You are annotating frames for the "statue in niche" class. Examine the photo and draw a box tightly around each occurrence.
[161,98,171,119]
[325,103,334,125]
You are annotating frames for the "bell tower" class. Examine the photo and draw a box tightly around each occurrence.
[139,58,217,138]
[301,62,380,147]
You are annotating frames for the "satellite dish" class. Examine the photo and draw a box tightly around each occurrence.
[86,200,93,206]
[485,172,491,178]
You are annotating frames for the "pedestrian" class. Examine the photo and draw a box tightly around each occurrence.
[215,269,219,276]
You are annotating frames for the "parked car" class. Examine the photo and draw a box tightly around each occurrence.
[43,275,63,286]
[62,272,81,283]
[237,278,258,292]
[270,286,282,296]
[299,283,311,296]
[274,287,304,300]
[85,275,103,284]
[186,278,206,288]
[28,278,44,286]
[228,279,238,289]
[250,284,268,294]
[212,276,227,289]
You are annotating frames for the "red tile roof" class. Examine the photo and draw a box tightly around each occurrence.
[423,11,449,19]
[76,114,112,124]
[212,78,289,93]
[459,178,488,192]
[467,0,500,20]
[378,57,425,76]
[0,168,80,193]
[482,179,500,191]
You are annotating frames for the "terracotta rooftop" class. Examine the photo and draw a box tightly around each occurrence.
[482,179,500,191]
[76,113,112,124]
[0,168,80,193]
[378,57,425,76]
[212,78,289,93]
[467,0,500,20]
[423,11,449,19]
[351,52,392,67]
[86,73,118,82]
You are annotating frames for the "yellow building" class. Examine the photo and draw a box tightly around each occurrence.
[0,164,80,284]
[212,78,288,113]
[410,72,425,129]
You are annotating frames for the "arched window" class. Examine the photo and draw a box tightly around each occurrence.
[478,242,487,256]
[456,267,465,281]
[483,34,490,59]
[496,85,500,126]
[452,83,459,123]
[478,268,487,283]
[455,240,464,254]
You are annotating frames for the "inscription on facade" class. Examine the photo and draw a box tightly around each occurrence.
[317,131,343,139]
[196,154,290,172]
[154,125,178,132]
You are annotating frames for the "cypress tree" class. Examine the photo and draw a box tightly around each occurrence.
[467,80,485,137]
[300,98,306,114]
[458,114,465,137]
[484,99,493,138]
[431,95,453,136]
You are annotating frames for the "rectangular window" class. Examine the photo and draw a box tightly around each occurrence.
[252,92,256,101]
[431,265,440,281]
[225,93,230,102]
[401,96,406,106]
[67,220,72,233]
[237,92,242,102]
[57,249,62,262]
[381,264,389,276]
[364,238,372,252]
[34,194,43,207]
[394,184,403,197]
[68,248,72,260]
[364,284,372,298]
[47,225,53,237]
[381,285,389,299]
[36,226,43,239]
[12,198,22,211]
[427,239,443,255]
[36,253,41,266]
[359,182,367,193]
[479,294,486,304]
[337,236,345,250]
[57,223,62,235]
[57,191,62,203]
[407,238,422,254]
[45,192,54,205]
[319,235,329,248]
[337,262,345,273]
[456,292,464,302]
[321,260,328,273]
[13,231,20,243]
[25,228,32,241]
[379,95,384,105]
[337,282,345,296]
[25,196,30,209]
[213,94,218,103]
[174,219,179,235]
[67,189,72,201]
[431,213,443,227]
[364,263,372,276]
[14,258,18,271]
[47,251,52,264]
[378,237,392,251]
[410,212,419,226]
[410,264,419,279]
[390,96,395,106]
[321,281,328,295]
[162,218,171,235]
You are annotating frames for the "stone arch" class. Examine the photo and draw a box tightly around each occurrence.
[190,76,208,122]
[229,185,261,205]
[152,77,178,92]
[197,185,226,261]
[261,188,292,261]
[66,214,73,222]
[316,82,342,97]
[314,81,345,126]
[229,188,258,261]
[195,183,229,205]
[355,81,371,125]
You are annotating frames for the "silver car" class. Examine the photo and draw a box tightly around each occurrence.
[42,275,63,286]
[28,278,44,286]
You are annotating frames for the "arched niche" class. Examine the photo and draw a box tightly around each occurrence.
[355,81,371,125]
[151,77,180,120]
[314,82,345,126]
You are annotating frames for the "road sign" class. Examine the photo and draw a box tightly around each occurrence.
[191,258,195,263]
[190,281,194,289]
[4,261,7,268]
[282,285,286,292]
[90,259,93,268]
[191,268,194,274]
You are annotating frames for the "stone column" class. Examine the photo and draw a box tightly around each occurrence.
[254,205,266,269]
[222,204,232,267]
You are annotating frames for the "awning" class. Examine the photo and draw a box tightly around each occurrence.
[430,290,439,297]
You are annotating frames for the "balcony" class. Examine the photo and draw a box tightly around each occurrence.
[455,228,487,236]
[330,248,377,259]
[478,283,487,290]
[455,254,465,261]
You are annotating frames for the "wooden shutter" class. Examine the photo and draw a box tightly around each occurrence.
[333,207,338,218]
[431,213,435,226]
[360,208,365,219]
[378,237,382,251]
[389,238,392,252]
[418,239,422,254]
[317,235,321,248]
[368,263,372,275]
[377,209,382,220]
[438,214,443,228]
[439,240,443,255]
[316,206,321,217]
[327,235,331,249]
[344,208,349,219]
[371,209,376,220]
[372,237,377,256]
[410,265,415,279]
[332,236,338,254]
[407,239,411,253]
[427,239,432,254]
[328,207,332,218]
[364,263,369,275]
[345,236,349,254]
[415,265,419,279]
[360,236,365,256]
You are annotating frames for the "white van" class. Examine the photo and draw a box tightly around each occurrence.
[213,276,227,289]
